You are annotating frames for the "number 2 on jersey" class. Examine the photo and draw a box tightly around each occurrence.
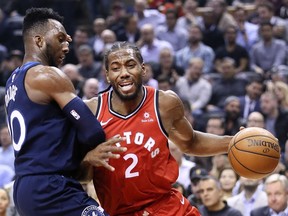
[123,153,139,178]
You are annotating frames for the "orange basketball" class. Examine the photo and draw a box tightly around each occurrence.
[228,127,280,179]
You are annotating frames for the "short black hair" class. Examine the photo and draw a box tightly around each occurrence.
[23,8,64,37]
[104,41,144,70]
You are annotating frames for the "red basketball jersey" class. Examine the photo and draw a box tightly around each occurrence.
[93,86,179,215]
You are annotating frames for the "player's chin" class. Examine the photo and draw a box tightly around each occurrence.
[118,91,138,101]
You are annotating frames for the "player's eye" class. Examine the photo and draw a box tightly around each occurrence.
[59,37,65,43]
[111,67,120,72]
[127,63,136,69]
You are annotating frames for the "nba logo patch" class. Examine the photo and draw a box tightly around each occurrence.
[70,110,80,120]
[81,205,105,216]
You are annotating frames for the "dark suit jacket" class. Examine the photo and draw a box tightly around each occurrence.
[238,95,261,119]
[250,206,270,216]
[116,29,141,43]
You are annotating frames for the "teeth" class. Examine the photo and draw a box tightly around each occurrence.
[120,83,131,87]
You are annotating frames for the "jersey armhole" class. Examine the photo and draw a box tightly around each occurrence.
[155,89,169,138]
[95,94,102,118]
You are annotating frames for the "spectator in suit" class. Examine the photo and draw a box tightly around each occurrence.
[250,173,288,216]
[116,14,141,44]
[238,78,265,121]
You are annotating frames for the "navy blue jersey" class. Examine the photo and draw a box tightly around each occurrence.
[5,62,82,176]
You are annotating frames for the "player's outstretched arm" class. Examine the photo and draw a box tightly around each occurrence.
[159,90,232,156]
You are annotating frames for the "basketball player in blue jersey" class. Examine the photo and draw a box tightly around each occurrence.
[5,8,126,216]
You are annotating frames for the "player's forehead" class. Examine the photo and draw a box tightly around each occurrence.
[47,19,67,35]
[108,49,138,64]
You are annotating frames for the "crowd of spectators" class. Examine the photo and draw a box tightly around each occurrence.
[1,0,288,215]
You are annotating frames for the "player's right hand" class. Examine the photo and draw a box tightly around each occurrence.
[84,135,127,171]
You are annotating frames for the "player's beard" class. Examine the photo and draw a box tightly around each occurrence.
[112,77,143,101]
[46,44,58,67]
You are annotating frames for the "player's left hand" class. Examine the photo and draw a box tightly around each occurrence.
[84,135,127,171]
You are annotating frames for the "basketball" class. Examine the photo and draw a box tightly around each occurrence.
[228,127,280,179]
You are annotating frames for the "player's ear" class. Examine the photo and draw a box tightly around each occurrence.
[105,70,110,84]
[141,63,146,77]
[34,35,44,48]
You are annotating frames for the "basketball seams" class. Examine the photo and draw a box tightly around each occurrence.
[229,147,272,175]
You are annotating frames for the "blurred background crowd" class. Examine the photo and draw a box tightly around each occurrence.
[1,0,288,215]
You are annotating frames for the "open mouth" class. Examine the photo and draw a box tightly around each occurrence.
[119,82,133,91]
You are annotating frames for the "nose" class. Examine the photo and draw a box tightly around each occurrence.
[119,66,130,78]
[63,41,69,54]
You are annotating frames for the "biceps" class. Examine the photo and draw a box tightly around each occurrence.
[169,117,194,146]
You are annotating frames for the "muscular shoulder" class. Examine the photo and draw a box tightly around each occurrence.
[25,65,75,105]
[27,65,73,92]
[158,90,184,122]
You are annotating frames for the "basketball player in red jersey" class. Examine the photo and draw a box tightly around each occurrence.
[84,42,233,216]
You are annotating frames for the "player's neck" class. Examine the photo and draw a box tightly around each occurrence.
[23,54,46,65]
